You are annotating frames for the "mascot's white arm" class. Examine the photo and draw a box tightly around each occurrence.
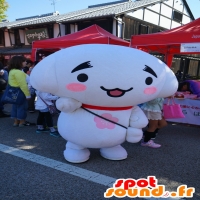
[56,97,82,113]
[126,106,148,143]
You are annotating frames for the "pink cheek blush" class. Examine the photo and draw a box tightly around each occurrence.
[66,83,87,92]
[144,87,157,95]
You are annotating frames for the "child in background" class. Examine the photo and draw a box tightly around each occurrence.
[140,97,167,148]
[35,90,60,137]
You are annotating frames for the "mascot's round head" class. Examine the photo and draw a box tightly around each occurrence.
[30,44,178,107]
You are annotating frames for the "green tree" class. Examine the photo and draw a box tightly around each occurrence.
[0,0,9,21]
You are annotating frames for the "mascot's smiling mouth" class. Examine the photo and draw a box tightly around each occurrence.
[100,86,133,97]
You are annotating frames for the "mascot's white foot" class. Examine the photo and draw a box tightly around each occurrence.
[64,142,90,163]
[100,145,127,160]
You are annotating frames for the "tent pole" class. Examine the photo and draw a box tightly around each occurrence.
[164,53,174,67]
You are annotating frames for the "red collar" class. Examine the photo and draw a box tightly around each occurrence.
[82,104,133,111]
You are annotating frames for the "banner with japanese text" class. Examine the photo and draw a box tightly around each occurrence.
[25,28,49,43]
[180,43,200,53]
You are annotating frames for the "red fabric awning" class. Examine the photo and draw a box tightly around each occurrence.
[32,24,129,61]
[130,18,200,66]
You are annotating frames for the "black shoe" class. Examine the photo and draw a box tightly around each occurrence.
[0,112,10,118]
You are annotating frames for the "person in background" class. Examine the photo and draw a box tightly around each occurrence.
[178,82,192,94]
[3,62,9,73]
[26,60,34,75]
[35,90,60,137]
[140,97,168,148]
[8,56,31,127]
[27,61,39,113]
[0,61,10,118]
[175,70,182,82]
[22,59,30,74]
[0,62,8,81]
[22,66,29,74]
[27,60,38,75]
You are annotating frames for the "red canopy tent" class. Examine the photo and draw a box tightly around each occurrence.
[31,24,129,61]
[130,18,200,67]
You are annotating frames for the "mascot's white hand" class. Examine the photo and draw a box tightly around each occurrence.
[126,127,143,143]
[129,106,148,128]
[126,106,148,143]
[56,97,82,113]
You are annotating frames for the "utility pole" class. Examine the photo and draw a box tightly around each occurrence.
[49,0,58,12]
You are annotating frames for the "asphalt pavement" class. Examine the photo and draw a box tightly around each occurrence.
[0,104,199,200]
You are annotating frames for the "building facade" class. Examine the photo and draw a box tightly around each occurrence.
[0,0,199,78]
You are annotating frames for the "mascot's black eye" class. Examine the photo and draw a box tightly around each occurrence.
[77,73,88,82]
[145,77,153,85]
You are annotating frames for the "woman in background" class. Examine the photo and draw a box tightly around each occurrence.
[8,56,31,127]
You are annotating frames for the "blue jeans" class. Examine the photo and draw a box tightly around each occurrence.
[11,100,28,120]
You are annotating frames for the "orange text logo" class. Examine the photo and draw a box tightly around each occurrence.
[104,176,195,198]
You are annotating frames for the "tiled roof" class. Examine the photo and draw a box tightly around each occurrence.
[58,0,163,23]
[0,15,59,28]
[0,0,163,28]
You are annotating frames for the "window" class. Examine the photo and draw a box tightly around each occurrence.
[0,30,4,46]
[47,25,54,38]
[173,11,183,23]
[14,30,21,46]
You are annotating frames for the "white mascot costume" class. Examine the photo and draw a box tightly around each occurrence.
[30,44,178,163]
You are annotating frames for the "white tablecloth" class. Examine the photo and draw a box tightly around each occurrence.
[164,98,200,125]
